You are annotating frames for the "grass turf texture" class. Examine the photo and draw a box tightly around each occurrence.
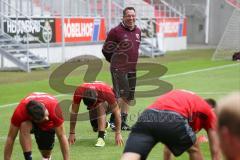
[0,49,239,159]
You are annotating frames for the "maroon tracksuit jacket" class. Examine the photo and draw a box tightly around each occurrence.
[102,23,141,72]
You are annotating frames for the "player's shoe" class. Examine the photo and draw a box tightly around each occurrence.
[121,122,131,131]
[95,138,105,147]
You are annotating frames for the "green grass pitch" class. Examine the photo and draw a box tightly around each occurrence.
[0,49,239,159]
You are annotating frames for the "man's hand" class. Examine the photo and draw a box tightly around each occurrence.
[115,132,124,146]
[68,133,76,145]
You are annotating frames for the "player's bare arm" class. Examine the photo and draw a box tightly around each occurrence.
[207,129,221,160]
[4,124,19,160]
[56,124,70,160]
[111,102,124,146]
[68,103,80,145]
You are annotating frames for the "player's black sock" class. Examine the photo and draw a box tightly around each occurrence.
[98,131,105,139]
[23,151,32,160]
[121,112,128,125]
[121,113,131,130]
[109,113,115,124]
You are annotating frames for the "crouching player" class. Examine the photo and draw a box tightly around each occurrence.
[121,89,220,160]
[68,81,123,147]
[4,92,69,160]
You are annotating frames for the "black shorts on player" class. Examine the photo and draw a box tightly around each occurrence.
[31,123,55,150]
[123,109,196,160]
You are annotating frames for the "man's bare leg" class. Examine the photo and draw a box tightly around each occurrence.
[187,142,204,160]
[121,152,141,160]
[163,146,173,160]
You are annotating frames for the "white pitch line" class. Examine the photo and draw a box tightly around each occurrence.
[0,102,19,108]
[162,63,240,79]
[0,94,69,109]
[0,63,239,109]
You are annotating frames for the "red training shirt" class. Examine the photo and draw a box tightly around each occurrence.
[148,89,217,132]
[73,81,116,109]
[11,92,64,131]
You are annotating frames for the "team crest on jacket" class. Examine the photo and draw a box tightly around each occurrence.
[136,34,140,39]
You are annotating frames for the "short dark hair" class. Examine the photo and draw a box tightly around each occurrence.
[123,7,135,16]
[26,100,45,121]
[82,89,97,108]
[205,98,216,108]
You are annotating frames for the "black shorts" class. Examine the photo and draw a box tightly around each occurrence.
[123,109,196,160]
[31,123,55,150]
[111,68,136,101]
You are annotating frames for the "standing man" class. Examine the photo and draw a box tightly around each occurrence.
[102,6,141,130]
[4,92,69,160]
[121,89,221,160]
[68,81,123,147]
[217,92,240,160]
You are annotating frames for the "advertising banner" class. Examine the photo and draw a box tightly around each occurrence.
[55,17,106,43]
[4,18,55,43]
[156,17,187,38]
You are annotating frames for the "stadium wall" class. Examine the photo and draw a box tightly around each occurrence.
[31,44,104,63]
[187,16,205,44]
[165,0,235,45]
[158,37,187,52]
[208,0,234,45]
